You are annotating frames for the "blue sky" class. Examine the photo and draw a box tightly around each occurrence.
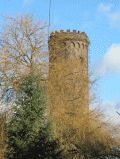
[0,0,120,122]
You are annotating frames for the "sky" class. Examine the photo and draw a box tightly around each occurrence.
[0,0,120,123]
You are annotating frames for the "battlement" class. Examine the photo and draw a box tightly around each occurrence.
[49,29,89,44]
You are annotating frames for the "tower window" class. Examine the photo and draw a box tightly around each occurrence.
[63,42,66,46]
[82,43,84,49]
[71,41,75,47]
[78,42,81,48]
[80,56,84,63]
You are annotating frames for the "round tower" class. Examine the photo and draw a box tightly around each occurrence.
[49,29,89,63]
[48,30,89,138]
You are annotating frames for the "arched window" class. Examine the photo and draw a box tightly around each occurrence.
[85,44,88,49]
[82,43,84,49]
[71,41,75,47]
[80,56,84,63]
[63,41,66,46]
[77,42,81,48]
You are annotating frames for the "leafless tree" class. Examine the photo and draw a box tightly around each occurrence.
[0,14,48,100]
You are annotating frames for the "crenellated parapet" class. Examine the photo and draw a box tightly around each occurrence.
[49,30,89,62]
[49,29,89,46]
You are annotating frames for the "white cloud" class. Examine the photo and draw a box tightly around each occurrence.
[98,3,120,28]
[91,101,120,125]
[110,12,120,22]
[98,44,120,75]
[101,101,120,125]
[23,0,35,6]
[98,3,112,13]
[109,12,120,27]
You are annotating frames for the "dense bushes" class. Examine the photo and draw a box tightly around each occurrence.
[5,73,63,159]
[0,73,120,159]
[1,73,120,159]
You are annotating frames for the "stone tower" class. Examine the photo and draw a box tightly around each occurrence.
[48,30,89,137]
